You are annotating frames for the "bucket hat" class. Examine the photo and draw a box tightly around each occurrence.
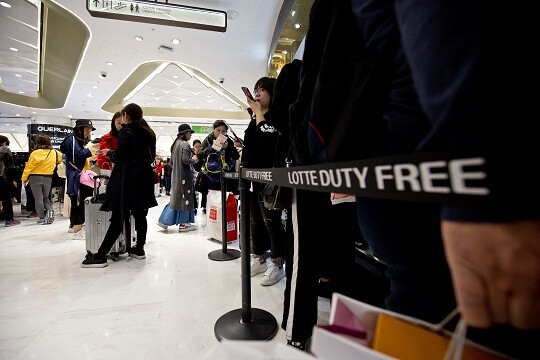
[178,124,195,134]
[74,119,96,131]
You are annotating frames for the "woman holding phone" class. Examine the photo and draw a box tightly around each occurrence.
[241,76,288,287]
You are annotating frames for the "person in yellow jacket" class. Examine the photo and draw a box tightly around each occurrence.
[21,135,62,224]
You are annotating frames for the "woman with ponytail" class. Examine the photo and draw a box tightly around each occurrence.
[82,103,158,267]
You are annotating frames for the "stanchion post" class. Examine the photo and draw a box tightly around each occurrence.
[214,163,277,341]
[208,171,241,261]
[239,166,251,321]
[221,170,227,252]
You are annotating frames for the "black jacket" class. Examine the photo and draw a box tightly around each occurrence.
[100,123,158,212]
[198,133,240,171]
[242,112,282,169]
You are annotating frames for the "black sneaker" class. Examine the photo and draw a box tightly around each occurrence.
[81,255,108,268]
[130,249,146,259]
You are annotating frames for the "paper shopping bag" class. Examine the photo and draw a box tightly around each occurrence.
[311,293,509,360]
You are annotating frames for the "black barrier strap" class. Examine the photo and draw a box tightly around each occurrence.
[241,152,509,206]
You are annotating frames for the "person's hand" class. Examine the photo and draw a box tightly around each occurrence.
[23,180,29,187]
[100,148,110,154]
[89,154,98,161]
[221,140,228,149]
[233,139,243,148]
[192,154,199,162]
[442,219,540,330]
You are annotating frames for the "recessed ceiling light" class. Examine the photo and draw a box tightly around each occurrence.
[294,23,301,29]
[135,36,143,41]
[172,38,180,45]
[173,75,178,78]
[15,74,21,77]
[282,50,288,55]
[32,111,36,114]
[6,123,9,126]
[16,114,20,117]
[291,10,296,17]
[9,47,18,52]
[18,91,24,94]
[226,10,239,20]
[88,93,93,97]
[106,61,114,66]
[0,2,11,8]
[92,85,98,89]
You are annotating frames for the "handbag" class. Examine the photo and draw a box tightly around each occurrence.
[261,143,293,211]
[70,136,99,188]
[52,150,65,188]
[261,183,292,211]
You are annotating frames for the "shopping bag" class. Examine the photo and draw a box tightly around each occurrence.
[311,293,509,360]
[20,185,27,207]
[206,190,238,243]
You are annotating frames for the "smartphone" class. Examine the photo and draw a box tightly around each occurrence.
[241,86,255,101]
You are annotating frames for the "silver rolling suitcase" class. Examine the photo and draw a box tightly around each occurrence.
[85,175,136,261]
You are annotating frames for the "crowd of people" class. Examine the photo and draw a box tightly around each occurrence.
[2,1,538,355]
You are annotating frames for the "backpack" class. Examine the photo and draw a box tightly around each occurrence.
[289,0,399,165]
[202,152,228,183]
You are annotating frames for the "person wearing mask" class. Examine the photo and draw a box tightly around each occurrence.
[157,124,199,232]
[241,77,287,286]
[197,120,240,213]
[21,135,62,225]
[60,120,98,239]
[0,135,20,227]
[82,103,157,267]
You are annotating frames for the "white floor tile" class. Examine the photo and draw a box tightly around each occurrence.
[0,196,330,359]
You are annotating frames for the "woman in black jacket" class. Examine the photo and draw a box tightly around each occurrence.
[241,76,287,287]
[82,103,158,268]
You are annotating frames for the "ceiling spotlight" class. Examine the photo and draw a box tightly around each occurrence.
[172,38,180,45]
[294,23,301,29]
[106,61,114,66]
[92,85,98,89]
[226,10,239,20]
[282,50,288,55]
[135,36,143,41]
[9,47,18,52]
[16,114,20,117]
[173,75,178,78]
[15,74,21,77]
[18,91,24,94]
[0,2,11,8]
[88,93,93,97]
[32,111,36,114]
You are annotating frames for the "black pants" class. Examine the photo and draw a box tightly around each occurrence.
[68,185,93,226]
[249,183,285,259]
[0,176,14,220]
[96,208,148,257]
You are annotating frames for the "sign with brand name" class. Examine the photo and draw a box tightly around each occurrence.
[27,124,72,151]
[87,0,227,32]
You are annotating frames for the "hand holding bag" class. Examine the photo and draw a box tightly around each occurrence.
[70,136,99,188]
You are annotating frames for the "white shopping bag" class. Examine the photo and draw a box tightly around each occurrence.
[20,185,27,207]
[216,340,315,360]
[206,189,238,243]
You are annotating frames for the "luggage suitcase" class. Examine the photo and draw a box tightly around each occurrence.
[84,175,136,261]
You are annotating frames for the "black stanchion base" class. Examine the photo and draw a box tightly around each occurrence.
[214,308,278,341]
[208,249,241,261]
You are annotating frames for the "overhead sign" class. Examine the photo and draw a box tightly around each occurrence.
[87,0,227,32]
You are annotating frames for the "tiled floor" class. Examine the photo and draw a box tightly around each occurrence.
[0,196,330,360]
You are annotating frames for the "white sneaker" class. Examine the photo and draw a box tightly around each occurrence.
[178,224,196,232]
[72,230,85,240]
[260,262,285,286]
[157,222,168,230]
[250,254,267,277]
